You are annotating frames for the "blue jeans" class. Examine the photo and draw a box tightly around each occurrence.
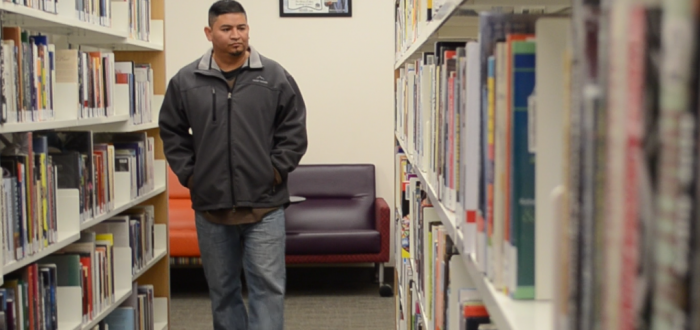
[195,207,286,330]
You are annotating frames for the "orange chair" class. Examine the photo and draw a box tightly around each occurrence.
[167,166,200,260]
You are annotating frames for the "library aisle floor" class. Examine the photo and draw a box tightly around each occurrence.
[169,266,395,330]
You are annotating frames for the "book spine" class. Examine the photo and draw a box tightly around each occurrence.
[510,40,536,300]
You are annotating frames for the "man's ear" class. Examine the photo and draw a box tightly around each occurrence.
[204,26,213,42]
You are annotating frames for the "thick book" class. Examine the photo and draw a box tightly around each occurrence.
[509,40,536,300]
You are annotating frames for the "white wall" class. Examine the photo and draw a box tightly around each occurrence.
[165,1,397,264]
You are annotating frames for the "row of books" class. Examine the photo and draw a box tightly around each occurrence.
[0,26,157,125]
[0,0,153,42]
[74,0,152,42]
[0,268,158,330]
[0,132,59,263]
[1,0,57,14]
[53,130,155,222]
[0,130,156,266]
[1,27,58,124]
[394,0,433,58]
[0,199,159,330]
[555,0,700,329]
[115,62,154,126]
[75,0,112,27]
[395,12,570,301]
[394,0,456,55]
[99,282,156,330]
[396,0,544,60]
[0,264,58,330]
[95,206,155,277]
[0,232,115,330]
[396,155,487,330]
[122,0,151,42]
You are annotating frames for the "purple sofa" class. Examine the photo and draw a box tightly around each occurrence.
[284,164,393,296]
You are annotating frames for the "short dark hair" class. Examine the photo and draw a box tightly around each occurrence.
[208,0,246,27]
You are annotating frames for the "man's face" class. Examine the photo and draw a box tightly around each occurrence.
[205,13,249,57]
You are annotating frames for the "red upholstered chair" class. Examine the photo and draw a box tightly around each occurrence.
[167,166,200,259]
[283,164,392,297]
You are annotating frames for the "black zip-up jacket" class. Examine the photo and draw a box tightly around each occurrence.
[159,46,308,211]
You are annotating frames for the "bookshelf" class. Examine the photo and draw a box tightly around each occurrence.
[0,1,164,51]
[393,1,571,330]
[396,134,553,330]
[0,0,170,329]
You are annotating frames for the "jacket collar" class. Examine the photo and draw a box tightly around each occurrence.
[197,45,264,72]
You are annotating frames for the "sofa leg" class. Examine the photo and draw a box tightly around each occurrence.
[377,262,393,297]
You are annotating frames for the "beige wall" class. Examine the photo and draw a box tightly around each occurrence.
[165,1,397,264]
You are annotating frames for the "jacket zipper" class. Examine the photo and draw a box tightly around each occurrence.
[227,85,236,210]
[211,88,217,121]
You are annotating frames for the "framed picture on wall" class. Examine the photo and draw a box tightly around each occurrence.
[279,0,352,17]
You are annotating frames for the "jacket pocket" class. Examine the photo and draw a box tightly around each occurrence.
[235,153,276,203]
[211,88,217,122]
[191,146,232,208]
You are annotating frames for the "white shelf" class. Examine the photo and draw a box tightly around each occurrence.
[133,247,167,281]
[395,133,553,330]
[80,184,166,231]
[0,115,130,133]
[85,120,159,133]
[81,95,163,132]
[3,231,81,275]
[121,38,164,51]
[81,288,132,330]
[461,252,552,330]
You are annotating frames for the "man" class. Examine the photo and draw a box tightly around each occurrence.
[158,1,308,329]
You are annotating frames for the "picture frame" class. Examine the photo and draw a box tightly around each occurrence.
[279,0,352,17]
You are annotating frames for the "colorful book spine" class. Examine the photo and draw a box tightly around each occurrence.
[510,40,536,299]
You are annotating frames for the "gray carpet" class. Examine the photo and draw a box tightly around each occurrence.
[170,266,395,330]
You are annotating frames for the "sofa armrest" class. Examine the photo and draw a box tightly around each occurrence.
[375,197,390,262]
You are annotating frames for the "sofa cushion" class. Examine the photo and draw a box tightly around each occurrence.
[169,199,196,231]
[168,167,191,199]
[285,198,374,231]
[286,164,376,231]
[288,164,376,199]
[168,197,200,257]
[285,230,381,255]
[170,231,201,257]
